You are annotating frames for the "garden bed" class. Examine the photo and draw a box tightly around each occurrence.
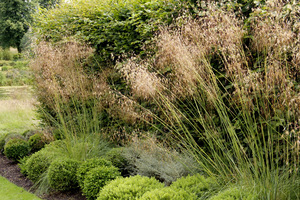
[0,153,86,200]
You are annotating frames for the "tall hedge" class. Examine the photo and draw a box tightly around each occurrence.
[33,0,182,64]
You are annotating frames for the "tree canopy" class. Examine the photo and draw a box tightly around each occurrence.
[0,0,33,53]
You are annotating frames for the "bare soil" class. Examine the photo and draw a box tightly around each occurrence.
[0,154,86,200]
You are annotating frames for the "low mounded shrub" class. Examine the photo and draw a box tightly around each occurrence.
[97,175,164,200]
[209,186,256,200]
[170,174,218,198]
[104,147,128,175]
[82,166,121,200]
[28,133,48,152]
[0,133,25,153]
[48,158,80,191]
[25,149,56,182]
[4,138,30,161]
[77,158,112,189]
[139,187,197,200]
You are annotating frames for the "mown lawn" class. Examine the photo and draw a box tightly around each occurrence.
[0,86,38,135]
[0,176,41,200]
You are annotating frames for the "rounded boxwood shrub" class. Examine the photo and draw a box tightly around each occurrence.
[0,133,24,154]
[4,138,30,161]
[209,186,256,200]
[104,147,128,175]
[97,175,164,200]
[28,133,48,152]
[139,187,197,200]
[83,166,121,200]
[25,149,56,182]
[48,158,80,191]
[170,174,218,198]
[77,158,112,189]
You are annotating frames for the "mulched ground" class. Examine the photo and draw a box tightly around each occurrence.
[0,154,86,200]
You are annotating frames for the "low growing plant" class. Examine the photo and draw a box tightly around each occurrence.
[170,174,218,199]
[48,158,81,191]
[97,175,164,200]
[25,149,56,182]
[4,138,30,161]
[139,187,197,200]
[83,166,121,200]
[104,147,128,176]
[77,157,113,189]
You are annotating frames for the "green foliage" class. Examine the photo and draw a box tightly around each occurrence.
[18,156,30,176]
[33,0,182,64]
[104,147,128,175]
[28,133,48,152]
[25,149,56,182]
[139,187,197,200]
[83,166,121,200]
[122,138,199,185]
[4,138,29,161]
[0,49,13,60]
[97,175,164,200]
[209,186,256,200]
[77,158,113,189]
[48,158,80,191]
[0,0,33,52]
[170,174,218,199]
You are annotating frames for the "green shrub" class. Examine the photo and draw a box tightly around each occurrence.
[18,156,30,176]
[139,187,197,200]
[97,175,164,200]
[0,133,24,154]
[83,166,121,200]
[25,149,56,182]
[77,158,112,189]
[104,147,128,175]
[2,49,13,60]
[209,186,256,200]
[4,138,30,161]
[28,133,48,152]
[170,174,218,199]
[48,158,80,191]
[33,0,182,64]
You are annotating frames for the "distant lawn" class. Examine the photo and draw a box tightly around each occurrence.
[0,86,38,135]
[0,176,41,200]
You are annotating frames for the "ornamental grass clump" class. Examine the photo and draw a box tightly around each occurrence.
[116,1,300,199]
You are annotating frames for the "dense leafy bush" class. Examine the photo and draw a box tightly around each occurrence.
[28,133,49,152]
[139,187,197,200]
[4,138,30,161]
[77,158,113,189]
[209,186,256,200]
[33,0,182,64]
[170,174,218,198]
[83,166,121,200]
[25,149,56,182]
[104,147,128,175]
[48,158,80,191]
[97,175,164,200]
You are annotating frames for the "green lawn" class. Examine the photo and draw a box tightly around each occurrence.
[0,86,38,135]
[0,176,41,200]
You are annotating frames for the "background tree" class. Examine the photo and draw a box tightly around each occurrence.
[37,0,60,8]
[0,0,33,53]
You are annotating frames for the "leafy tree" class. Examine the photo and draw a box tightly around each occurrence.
[0,0,33,53]
[37,0,60,8]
